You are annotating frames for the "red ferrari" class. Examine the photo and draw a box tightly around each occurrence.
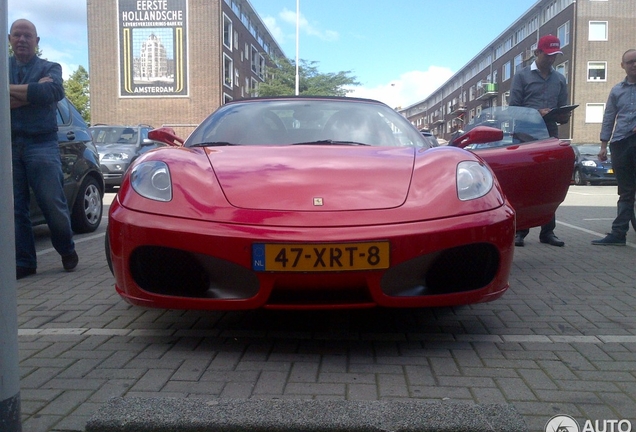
[106,97,573,310]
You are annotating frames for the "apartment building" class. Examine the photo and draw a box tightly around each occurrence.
[87,0,285,135]
[399,0,635,144]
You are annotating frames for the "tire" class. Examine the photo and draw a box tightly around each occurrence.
[573,168,586,186]
[71,176,103,233]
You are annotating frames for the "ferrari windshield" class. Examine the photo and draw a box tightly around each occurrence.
[459,106,551,149]
[185,98,429,148]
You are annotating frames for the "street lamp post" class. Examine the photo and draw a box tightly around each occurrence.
[295,0,299,95]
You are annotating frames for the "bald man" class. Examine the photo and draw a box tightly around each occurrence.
[9,19,78,279]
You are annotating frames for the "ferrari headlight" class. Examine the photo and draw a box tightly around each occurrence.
[456,161,493,201]
[130,161,172,202]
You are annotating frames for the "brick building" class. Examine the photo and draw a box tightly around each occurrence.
[399,0,636,144]
[87,0,285,136]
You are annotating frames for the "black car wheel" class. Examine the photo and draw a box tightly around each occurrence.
[573,168,586,186]
[71,177,103,233]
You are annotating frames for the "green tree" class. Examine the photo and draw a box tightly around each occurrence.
[64,66,90,123]
[258,58,360,97]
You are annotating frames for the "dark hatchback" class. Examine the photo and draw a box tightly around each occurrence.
[572,143,616,186]
[30,98,104,233]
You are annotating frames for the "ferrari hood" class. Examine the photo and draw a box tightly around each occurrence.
[206,146,416,211]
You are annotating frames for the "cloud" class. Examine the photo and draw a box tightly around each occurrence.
[8,0,87,45]
[261,16,286,44]
[279,7,339,42]
[348,66,454,109]
[8,0,88,77]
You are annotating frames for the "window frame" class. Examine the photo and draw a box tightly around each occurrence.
[587,61,607,82]
[585,103,605,124]
[223,53,233,88]
[589,21,608,41]
[557,21,570,47]
[222,13,233,50]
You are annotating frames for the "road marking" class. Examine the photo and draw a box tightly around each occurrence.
[558,221,636,248]
[16,328,636,343]
[36,232,105,256]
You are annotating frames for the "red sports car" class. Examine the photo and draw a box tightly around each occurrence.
[106,97,573,310]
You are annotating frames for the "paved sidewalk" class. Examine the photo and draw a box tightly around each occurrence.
[15,187,636,432]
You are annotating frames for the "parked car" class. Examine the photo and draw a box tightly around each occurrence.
[572,143,616,185]
[105,98,573,311]
[419,129,440,147]
[90,124,171,190]
[30,97,104,234]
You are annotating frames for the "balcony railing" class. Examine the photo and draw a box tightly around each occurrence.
[476,83,498,100]
[450,104,467,115]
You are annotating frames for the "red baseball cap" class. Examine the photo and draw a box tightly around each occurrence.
[538,35,562,55]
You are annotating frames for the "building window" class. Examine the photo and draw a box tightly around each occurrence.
[223,14,232,50]
[250,45,265,79]
[527,15,538,33]
[223,54,233,88]
[502,91,510,108]
[557,21,570,47]
[503,62,511,81]
[224,93,233,104]
[589,21,608,41]
[504,36,513,52]
[250,78,259,97]
[555,61,568,83]
[514,54,523,75]
[495,44,503,59]
[586,104,605,123]
[587,62,607,81]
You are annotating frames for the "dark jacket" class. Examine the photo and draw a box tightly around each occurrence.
[10,55,65,139]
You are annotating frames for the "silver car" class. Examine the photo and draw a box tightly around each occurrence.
[90,124,169,190]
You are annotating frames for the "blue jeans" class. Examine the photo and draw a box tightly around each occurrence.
[610,135,636,238]
[12,138,75,268]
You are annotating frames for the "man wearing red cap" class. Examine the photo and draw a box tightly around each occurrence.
[509,34,570,248]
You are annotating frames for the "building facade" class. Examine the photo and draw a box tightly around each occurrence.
[87,0,285,136]
[400,0,636,144]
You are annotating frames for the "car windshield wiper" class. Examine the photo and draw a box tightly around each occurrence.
[291,140,370,146]
[190,141,238,147]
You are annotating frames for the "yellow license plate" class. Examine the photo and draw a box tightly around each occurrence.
[252,242,390,272]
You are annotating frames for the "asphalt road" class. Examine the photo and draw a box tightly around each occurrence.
[19,184,636,432]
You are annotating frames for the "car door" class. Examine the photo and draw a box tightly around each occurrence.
[454,106,574,231]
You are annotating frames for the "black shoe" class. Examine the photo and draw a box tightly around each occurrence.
[591,233,626,246]
[514,233,525,247]
[62,251,79,271]
[16,266,36,280]
[540,234,565,247]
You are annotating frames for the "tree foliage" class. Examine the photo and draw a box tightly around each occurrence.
[63,66,90,123]
[257,58,360,97]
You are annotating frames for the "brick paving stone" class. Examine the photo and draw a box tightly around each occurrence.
[346,383,379,400]
[128,369,175,392]
[219,382,256,398]
[252,371,288,395]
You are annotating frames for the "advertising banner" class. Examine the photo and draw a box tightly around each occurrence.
[118,0,188,97]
